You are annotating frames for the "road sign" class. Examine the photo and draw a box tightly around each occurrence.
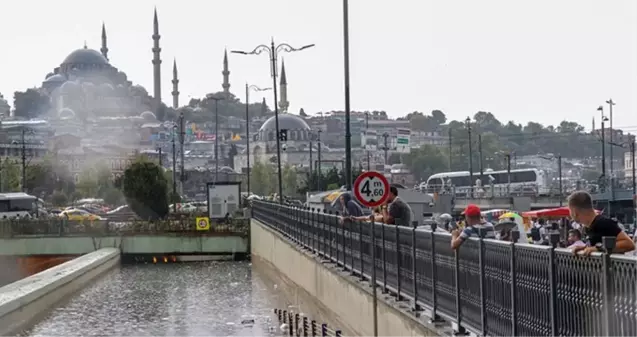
[396,128,411,153]
[353,171,390,208]
[196,217,210,231]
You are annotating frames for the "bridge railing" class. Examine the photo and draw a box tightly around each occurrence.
[0,217,250,237]
[252,200,637,337]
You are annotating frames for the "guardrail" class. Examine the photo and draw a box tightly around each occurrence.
[252,201,637,337]
[0,218,250,238]
[273,308,343,337]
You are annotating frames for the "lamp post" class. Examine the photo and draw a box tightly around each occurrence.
[382,132,389,165]
[309,131,313,182]
[540,154,563,206]
[232,40,315,204]
[11,128,34,192]
[178,112,185,187]
[206,96,223,182]
[172,125,177,213]
[317,129,322,191]
[245,84,271,195]
[606,99,615,182]
[365,112,370,170]
[342,0,353,191]
[597,106,608,179]
[465,117,474,197]
[156,147,162,166]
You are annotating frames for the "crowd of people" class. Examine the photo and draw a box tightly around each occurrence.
[337,188,635,256]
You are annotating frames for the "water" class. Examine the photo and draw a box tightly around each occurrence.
[19,262,289,336]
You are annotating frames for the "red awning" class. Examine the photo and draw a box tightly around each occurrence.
[522,206,601,218]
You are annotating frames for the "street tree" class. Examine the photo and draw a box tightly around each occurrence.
[122,158,169,220]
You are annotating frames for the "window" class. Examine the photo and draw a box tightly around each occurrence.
[7,198,35,212]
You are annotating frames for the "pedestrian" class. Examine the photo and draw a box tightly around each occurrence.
[381,186,413,226]
[568,191,635,256]
[338,192,364,224]
[566,229,586,249]
[451,204,495,250]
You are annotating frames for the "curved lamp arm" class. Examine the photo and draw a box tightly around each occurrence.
[231,44,271,56]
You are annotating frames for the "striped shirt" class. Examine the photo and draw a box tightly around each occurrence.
[459,222,496,240]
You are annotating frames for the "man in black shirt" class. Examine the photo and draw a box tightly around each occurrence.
[568,191,635,256]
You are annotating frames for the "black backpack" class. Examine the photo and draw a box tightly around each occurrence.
[530,226,541,241]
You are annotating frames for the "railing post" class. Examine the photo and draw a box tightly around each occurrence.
[359,218,365,280]
[335,330,342,336]
[371,219,379,337]
[303,316,309,337]
[429,224,443,322]
[411,220,421,312]
[283,310,288,324]
[320,210,327,257]
[548,232,560,337]
[310,208,316,254]
[381,223,388,293]
[395,224,403,301]
[350,219,356,275]
[295,313,300,337]
[454,248,467,335]
[335,211,341,266]
[278,308,282,323]
[321,323,327,337]
[311,320,317,337]
[602,236,617,337]
[328,210,334,261]
[510,230,519,336]
[477,227,487,336]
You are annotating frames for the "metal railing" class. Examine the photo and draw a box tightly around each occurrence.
[274,308,343,337]
[252,201,637,337]
[0,218,250,238]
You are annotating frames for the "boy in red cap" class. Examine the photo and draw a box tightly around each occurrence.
[451,204,495,249]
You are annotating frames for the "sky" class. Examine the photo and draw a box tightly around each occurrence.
[0,0,636,132]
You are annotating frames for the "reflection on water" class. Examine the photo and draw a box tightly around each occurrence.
[20,262,287,336]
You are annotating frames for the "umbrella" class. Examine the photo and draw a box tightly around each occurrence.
[494,221,518,232]
[498,212,522,221]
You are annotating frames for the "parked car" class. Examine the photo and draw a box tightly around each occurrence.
[59,209,105,221]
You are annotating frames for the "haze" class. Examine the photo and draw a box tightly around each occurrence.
[1,0,635,130]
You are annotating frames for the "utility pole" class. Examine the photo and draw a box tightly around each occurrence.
[178,112,185,190]
[505,153,511,195]
[607,99,615,183]
[465,117,474,197]
[598,106,607,179]
[365,112,370,171]
[382,133,389,165]
[21,129,26,192]
[157,147,162,166]
[208,97,223,182]
[342,0,352,191]
[631,141,636,200]
[317,129,322,191]
[557,155,563,207]
[172,125,177,213]
[478,134,484,182]
[448,129,452,170]
[309,132,313,183]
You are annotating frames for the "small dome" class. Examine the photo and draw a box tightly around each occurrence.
[45,72,54,79]
[60,81,79,94]
[218,166,236,173]
[58,108,76,119]
[62,48,109,66]
[140,111,156,120]
[259,114,310,132]
[43,74,67,84]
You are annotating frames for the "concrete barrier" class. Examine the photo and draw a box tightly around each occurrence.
[251,219,447,337]
[0,248,120,335]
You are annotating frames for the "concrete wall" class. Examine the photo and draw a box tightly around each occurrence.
[251,219,444,337]
[0,248,120,335]
[0,235,247,256]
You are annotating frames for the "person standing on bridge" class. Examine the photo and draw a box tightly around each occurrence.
[568,191,635,256]
[381,186,413,226]
[450,204,496,250]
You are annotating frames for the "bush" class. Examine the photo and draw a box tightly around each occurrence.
[122,160,169,220]
[51,191,68,207]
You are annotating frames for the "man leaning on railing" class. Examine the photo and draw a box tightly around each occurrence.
[567,190,635,256]
[450,204,496,250]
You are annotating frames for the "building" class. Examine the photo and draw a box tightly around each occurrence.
[625,146,635,182]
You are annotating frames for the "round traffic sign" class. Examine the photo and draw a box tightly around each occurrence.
[353,171,390,208]
[198,219,207,228]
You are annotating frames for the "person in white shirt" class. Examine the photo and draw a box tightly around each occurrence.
[566,229,586,249]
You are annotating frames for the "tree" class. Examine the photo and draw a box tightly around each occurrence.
[299,108,307,117]
[281,165,298,196]
[51,191,68,206]
[13,89,50,119]
[403,145,449,182]
[122,159,169,220]
[76,167,99,198]
[1,159,21,192]
[251,161,275,196]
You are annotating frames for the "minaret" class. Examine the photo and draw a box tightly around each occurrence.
[100,22,109,60]
[592,117,596,132]
[278,59,289,113]
[222,49,230,96]
[152,7,162,108]
[261,97,267,115]
[172,58,179,109]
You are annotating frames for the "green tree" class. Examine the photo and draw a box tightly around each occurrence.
[1,158,21,192]
[122,159,169,220]
[101,187,124,206]
[251,161,275,196]
[281,165,298,196]
[51,190,68,206]
[403,145,449,182]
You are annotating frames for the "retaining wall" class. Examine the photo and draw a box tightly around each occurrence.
[0,248,120,335]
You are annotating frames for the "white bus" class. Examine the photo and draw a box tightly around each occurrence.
[0,192,39,219]
[422,168,550,196]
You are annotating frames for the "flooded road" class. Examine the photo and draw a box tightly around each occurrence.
[19,261,301,336]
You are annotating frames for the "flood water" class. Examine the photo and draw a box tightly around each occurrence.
[18,261,304,336]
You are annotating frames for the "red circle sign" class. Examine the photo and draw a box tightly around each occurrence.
[353,171,390,208]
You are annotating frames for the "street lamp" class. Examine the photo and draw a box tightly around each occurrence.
[465,117,474,197]
[606,99,616,183]
[232,39,315,204]
[598,106,608,180]
[245,84,271,195]
[207,95,224,182]
[317,129,322,191]
[382,132,390,165]
[342,0,353,191]
[11,128,35,192]
[539,154,563,206]
[171,124,177,213]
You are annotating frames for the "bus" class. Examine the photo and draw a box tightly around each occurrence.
[422,168,550,196]
[0,192,39,219]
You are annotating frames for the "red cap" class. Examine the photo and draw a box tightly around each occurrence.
[463,204,481,217]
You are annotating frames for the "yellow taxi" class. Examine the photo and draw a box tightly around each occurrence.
[58,209,104,221]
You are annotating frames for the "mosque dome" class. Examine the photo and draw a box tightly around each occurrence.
[259,114,310,132]
[62,48,109,67]
[218,166,236,174]
[60,81,79,95]
[45,72,54,79]
[43,74,67,85]
[140,111,157,120]
[58,108,76,119]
